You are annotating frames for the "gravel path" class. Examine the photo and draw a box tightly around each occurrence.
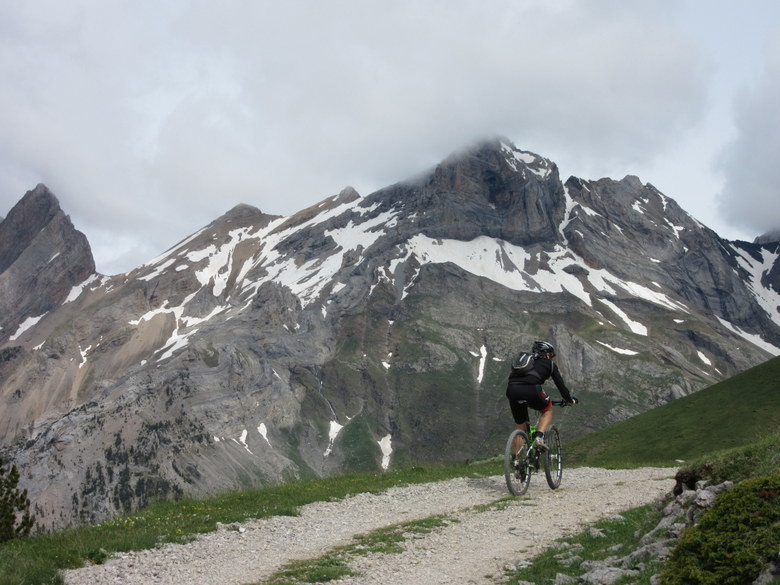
[62,467,675,585]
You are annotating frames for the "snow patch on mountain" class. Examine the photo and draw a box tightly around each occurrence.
[142,226,208,270]
[500,142,553,179]
[378,434,393,470]
[717,316,780,355]
[471,345,488,383]
[234,429,253,455]
[324,420,344,457]
[597,341,639,355]
[731,244,780,328]
[599,299,648,335]
[393,234,686,336]
[63,274,106,303]
[139,257,177,282]
[234,202,392,308]
[258,424,271,446]
[193,227,253,295]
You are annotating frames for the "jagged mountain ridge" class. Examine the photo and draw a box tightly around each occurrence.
[1,138,779,531]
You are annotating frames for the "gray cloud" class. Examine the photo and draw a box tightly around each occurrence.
[0,0,774,273]
[717,30,780,237]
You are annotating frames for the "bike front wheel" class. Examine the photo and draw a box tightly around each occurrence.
[543,425,563,489]
[504,429,531,496]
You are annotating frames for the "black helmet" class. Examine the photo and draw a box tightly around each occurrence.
[532,340,555,357]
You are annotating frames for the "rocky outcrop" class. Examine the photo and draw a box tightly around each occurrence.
[543,480,734,585]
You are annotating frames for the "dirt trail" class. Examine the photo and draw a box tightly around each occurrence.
[62,467,676,585]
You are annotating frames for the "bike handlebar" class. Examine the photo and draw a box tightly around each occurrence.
[551,400,576,406]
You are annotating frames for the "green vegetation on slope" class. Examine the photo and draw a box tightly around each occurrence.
[566,356,780,467]
[661,473,780,585]
[679,432,780,486]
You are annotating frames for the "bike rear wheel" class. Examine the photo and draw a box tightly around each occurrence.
[504,429,531,496]
[543,425,563,489]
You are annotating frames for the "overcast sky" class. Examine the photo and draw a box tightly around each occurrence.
[1,0,779,275]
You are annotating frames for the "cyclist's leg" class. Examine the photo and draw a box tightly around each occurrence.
[507,385,531,425]
[529,387,553,433]
[537,407,553,433]
[512,416,529,454]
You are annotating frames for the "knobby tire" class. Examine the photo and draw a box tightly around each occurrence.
[504,429,531,496]
[543,425,563,489]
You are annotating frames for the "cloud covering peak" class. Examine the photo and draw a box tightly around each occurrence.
[1,0,778,274]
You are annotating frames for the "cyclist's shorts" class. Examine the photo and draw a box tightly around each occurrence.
[506,382,551,424]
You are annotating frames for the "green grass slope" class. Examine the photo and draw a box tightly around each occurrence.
[567,356,780,468]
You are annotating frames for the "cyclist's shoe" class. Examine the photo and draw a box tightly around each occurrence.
[533,432,548,452]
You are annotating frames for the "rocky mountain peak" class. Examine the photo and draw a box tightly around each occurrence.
[755,229,780,244]
[206,203,279,235]
[335,186,360,203]
[0,184,95,345]
[222,203,264,221]
[0,183,61,272]
[365,137,564,248]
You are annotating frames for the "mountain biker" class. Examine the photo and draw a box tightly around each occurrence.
[506,340,577,450]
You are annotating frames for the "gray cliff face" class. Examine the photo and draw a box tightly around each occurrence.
[564,175,771,331]
[360,139,565,248]
[1,139,779,532]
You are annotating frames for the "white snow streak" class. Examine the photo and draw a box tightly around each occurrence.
[599,299,648,336]
[258,423,271,446]
[9,314,44,340]
[378,434,393,470]
[234,429,253,455]
[476,345,487,383]
[78,344,92,368]
[596,341,639,355]
[716,316,780,356]
[324,420,344,457]
[63,274,105,303]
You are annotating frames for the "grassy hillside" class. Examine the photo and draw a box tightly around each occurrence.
[567,355,780,467]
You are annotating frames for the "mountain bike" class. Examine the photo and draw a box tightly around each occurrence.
[504,400,569,496]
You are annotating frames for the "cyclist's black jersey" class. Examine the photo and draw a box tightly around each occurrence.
[507,356,573,402]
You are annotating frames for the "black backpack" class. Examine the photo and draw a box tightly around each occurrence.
[511,351,536,375]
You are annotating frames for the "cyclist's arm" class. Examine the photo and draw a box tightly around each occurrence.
[551,363,575,402]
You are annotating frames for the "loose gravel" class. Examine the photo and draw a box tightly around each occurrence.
[62,467,675,585]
